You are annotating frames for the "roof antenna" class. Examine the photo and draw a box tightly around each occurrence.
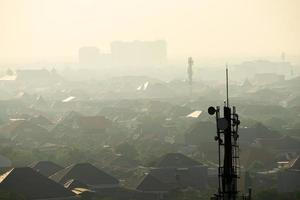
[226,64,229,107]
[208,64,251,200]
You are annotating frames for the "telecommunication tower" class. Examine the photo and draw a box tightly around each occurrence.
[187,57,194,85]
[208,67,251,200]
[187,57,194,97]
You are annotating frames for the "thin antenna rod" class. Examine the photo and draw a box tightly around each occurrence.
[226,64,229,107]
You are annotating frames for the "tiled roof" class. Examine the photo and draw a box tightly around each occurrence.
[0,167,74,200]
[30,161,63,177]
[50,163,119,186]
[156,153,202,168]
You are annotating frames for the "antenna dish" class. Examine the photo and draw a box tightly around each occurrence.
[208,106,216,115]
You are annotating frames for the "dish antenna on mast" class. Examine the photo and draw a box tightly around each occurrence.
[208,66,251,200]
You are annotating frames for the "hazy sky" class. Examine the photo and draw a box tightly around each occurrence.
[0,0,299,62]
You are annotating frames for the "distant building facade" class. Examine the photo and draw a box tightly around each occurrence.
[111,40,167,67]
[232,60,294,81]
[78,40,167,68]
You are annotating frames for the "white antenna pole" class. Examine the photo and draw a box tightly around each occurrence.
[226,64,229,107]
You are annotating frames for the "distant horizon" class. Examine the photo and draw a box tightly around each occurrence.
[1,52,299,67]
[1,0,299,63]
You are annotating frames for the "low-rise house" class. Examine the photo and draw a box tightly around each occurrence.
[99,106,137,121]
[239,123,280,145]
[76,116,112,135]
[29,115,54,130]
[155,153,201,168]
[0,120,49,145]
[0,167,76,200]
[137,153,208,193]
[185,121,215,145]
[30,161,64,177]
[254,135,300,153]
[137,167,208,193]
[240,146,276,169]
[278,156,300,193]
[50,163,119,189]
[52,112,112,137]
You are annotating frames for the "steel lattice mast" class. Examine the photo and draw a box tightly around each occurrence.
[208,67,251,200]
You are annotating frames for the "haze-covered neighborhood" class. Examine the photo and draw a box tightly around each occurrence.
[0,46,300,199]
[1,0,300,199]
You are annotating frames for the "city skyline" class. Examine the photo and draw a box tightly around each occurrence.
[0,0,299,63]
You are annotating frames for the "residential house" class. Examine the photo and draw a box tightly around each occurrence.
[0,120,49,145]
[185,121,215,145]
[29,115,54,130]
[137,167,207,193]
[50,163,119,190]
[278,156,300,193]
[254,135,300,153]
[52,112,112,137]
[137,153,208,193]
[0,167,76,200]
[30,161,64,177]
